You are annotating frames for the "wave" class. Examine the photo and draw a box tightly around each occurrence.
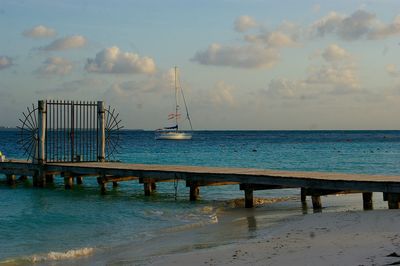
[219,196,296,209]
[1,247,95,265]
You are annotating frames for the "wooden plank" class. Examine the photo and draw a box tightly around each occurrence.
[3,161,400,194]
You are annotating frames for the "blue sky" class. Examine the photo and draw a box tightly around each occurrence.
[0,0,399,129]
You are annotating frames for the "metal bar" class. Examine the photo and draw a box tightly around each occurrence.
[71,101,75,162]
[57,100,59,161]
[45,102,48,161]
[92,102,94,161]
[63,101,66,161]
[89,102,91,161]
[67,101,70,162]
[80,101,82,160]
[85,103,90,161]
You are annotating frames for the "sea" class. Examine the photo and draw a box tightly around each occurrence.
[1,130,400,265]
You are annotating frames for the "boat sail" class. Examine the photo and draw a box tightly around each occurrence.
[155,67,193,140]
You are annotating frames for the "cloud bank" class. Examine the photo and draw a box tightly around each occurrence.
[85,46,156,74]
[36,57,73,75]
[0,56,13,70]
[234,15,258,32]
[192,16,298,69]
[23,25,56,38]
[311,10,400,40]
[192,44,279,69]
[40,35,87,51]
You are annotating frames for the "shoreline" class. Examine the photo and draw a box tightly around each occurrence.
[146,209,400,266]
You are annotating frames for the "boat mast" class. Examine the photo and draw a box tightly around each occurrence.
[174,66,179,132]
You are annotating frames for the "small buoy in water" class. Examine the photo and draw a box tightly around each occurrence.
[252,149,257,152]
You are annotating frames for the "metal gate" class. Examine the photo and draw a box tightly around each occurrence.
[18,100,122,163]
[46,100,100,162]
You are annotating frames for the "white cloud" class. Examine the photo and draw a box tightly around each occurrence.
[41,35,87,51]
[338,10,376,40]
[312,4,321,13]
[306,63,360,90]
[191,43,279,69]
[264,78,299,99]
[321,44,351,62]
[234,15,258,32]
[311,11,344,37]
[0,56,12,70]
[210,81,236,106]
[307,44,359,90]
[104,69,174,99]
[36,57,73,75]
[85,46,156,74]
[193,17,299,69]
[23,25,56,38]
[245,31,297,47]
[386,64,400,77]
[311,10,400,41]
[369,15,400,39]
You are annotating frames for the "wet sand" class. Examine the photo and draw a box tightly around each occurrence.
[147,210,400,266]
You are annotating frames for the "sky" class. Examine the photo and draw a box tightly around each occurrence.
[0,0,400,130]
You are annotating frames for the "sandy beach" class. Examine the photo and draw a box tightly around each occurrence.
[147,210,400,266]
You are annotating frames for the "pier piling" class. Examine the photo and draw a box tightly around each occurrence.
[144,182,154,196]
[33,172,46,187]
[64,176,73,189]
[387,193,400,209]
[301,187,307,203]
[189,185,200,201]
[362,192,373,210]
[45,174,54,184]
[244,188,254,208]
[311,195,322,211]
[6,174,16,185]
[76,176,83,185]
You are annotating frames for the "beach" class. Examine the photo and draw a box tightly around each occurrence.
[1,130,400,265]
[147,209,400,266]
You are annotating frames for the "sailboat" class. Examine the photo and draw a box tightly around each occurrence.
[155,67,193,140]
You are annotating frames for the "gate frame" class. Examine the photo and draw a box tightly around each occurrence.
[36,100,106,163]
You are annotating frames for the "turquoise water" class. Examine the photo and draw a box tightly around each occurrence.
[0,130,400,264]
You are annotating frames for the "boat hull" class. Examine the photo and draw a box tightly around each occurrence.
[155,132,192,140]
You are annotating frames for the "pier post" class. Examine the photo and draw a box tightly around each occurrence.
[144,182,153,196]
[311,195,322,211]
[362,192,373,210]
[37,100,46,164]
[189,185,200,201]
[112,181,118,187]
[151,182,156,191]
[6,174,16,185]
[97,101,105,162]
[97,177,107,194]
[383,192,388,201]
[64,176,73,189]
[45,174,54,184]
[19,175,28,181]
[33,171,46,187]
[387,193,400,209]
[301,188,307,203]
[76,176,83,185]
[244,188,254,208]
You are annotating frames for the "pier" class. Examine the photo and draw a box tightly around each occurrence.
[3,99,400,211]
[1,159,400,210]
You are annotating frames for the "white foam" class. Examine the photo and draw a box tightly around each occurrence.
[29,247,95,263]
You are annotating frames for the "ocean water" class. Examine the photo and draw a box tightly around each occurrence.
[0,130,400,265]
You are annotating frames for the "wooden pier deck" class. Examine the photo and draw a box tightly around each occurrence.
[1,159,400,209]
